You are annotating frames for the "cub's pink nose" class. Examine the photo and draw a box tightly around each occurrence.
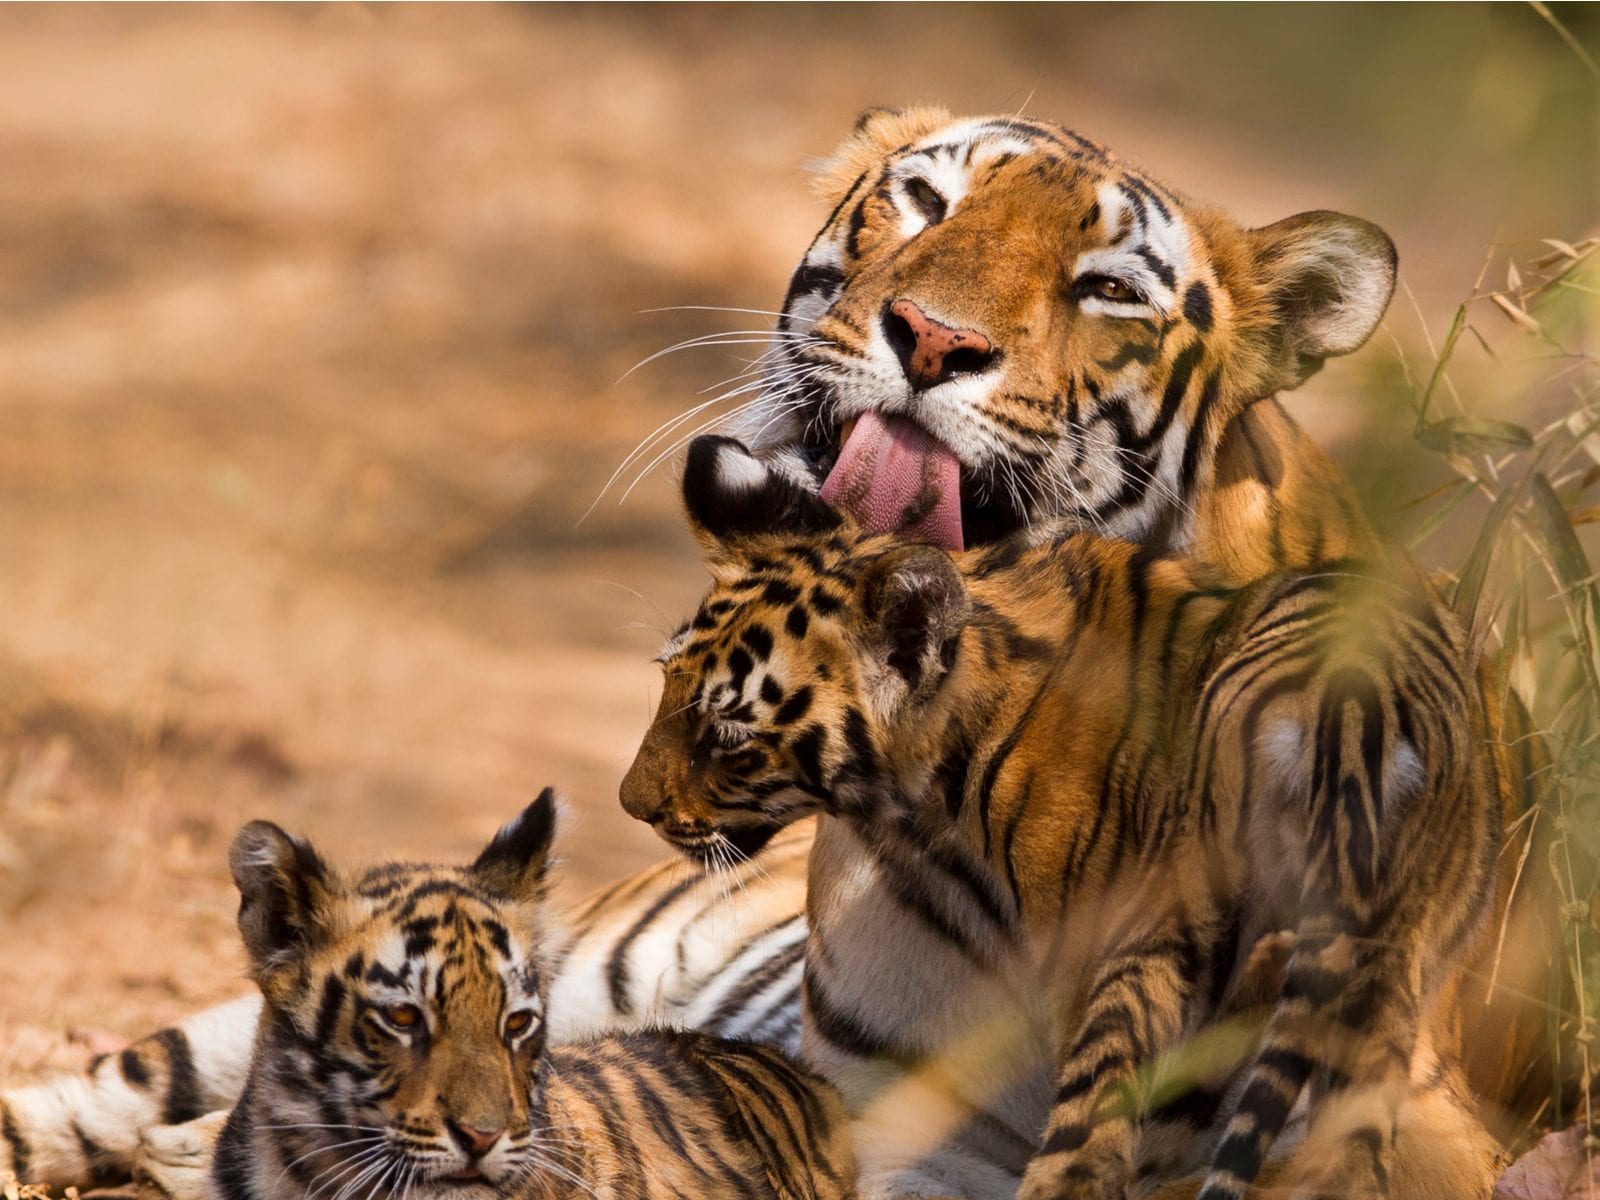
[448,1121,505,1158]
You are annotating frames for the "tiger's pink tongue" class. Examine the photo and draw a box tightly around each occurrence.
[818,411,964,551]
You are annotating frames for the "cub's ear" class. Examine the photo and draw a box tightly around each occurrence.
[1248,211,1397,391]
[862,544,970,697]
[229,821,337,976]
[683,436,842,562]
[473,788,558,906]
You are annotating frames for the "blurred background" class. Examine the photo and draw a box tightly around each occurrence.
[0,2,1595,1075]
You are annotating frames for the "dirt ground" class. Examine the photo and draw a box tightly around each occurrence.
[0,3,1593,1085]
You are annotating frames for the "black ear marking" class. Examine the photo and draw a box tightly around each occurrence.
[473,788,558,905]
[854,105,904,133]
[229,820,335,973]
[683,436,843,544]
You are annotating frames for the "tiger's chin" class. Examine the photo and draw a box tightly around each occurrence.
[663,823,784,867]
[427,1167,503,1194]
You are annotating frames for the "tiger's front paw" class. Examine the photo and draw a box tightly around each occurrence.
[130,1109,229,1200]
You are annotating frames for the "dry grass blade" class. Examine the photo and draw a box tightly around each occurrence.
[1492,292,1544,335]
[1529,475,1600,614]
[1527,474,1600,709]
[1527,0,1600,82]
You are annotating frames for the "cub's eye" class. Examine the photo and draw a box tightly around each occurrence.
[903,178,947,226]
[1077,275,1142,305]
[504,1010,535,1038]
[380,1003,423,1032]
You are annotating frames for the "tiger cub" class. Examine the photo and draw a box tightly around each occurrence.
[0,824,812,1194]
[206,791,854,1200]
[621,435,1504,1200]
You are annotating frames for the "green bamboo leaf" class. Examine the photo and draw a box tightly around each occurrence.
[1414,304,1467,434]
[1418,417,1534,455]
[1528,473,1600,702]
[1530,473,1597,600]
[1454,484,1518,633]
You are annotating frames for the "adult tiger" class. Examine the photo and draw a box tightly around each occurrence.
[721,105,1553,1121]
[621,435,1509,1200]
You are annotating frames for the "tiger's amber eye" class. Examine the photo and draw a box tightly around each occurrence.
[1091,277,1137,302]
[504,1010,534,1037]
[382,1003,422,1031]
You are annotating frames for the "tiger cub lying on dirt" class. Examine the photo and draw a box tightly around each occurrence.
[152,792,855,1200]
[0,825,814,1196]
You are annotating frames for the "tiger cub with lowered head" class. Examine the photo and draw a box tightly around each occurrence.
[204,791,853,1200]
[622,435,1505,1200]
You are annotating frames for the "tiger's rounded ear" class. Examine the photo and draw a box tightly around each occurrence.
[863,544,970,698]
[473,788,559,907]
[812,105,952,205]
[853,105,904,134]
[1248,210,1397,391]
[683,436,842,562]
[229,821,337,976]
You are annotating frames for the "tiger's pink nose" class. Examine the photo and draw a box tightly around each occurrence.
[883,299,996,391]
[448,1120,505,1158]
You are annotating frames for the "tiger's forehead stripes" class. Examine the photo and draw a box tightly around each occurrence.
[667,539,859,675]
[799,117,1186,296]
[781,116,1133,331]
[332,869,544,1004]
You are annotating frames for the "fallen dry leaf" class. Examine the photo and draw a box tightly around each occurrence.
[1494,1125,1600,1200]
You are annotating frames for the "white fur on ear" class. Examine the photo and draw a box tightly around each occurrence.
[714,441,770,494]
[684,435,843,546]
[474,788,559,904]
[1290,220,1396,356]
[1248,209,1401,392]
[1253,211,1397,372]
